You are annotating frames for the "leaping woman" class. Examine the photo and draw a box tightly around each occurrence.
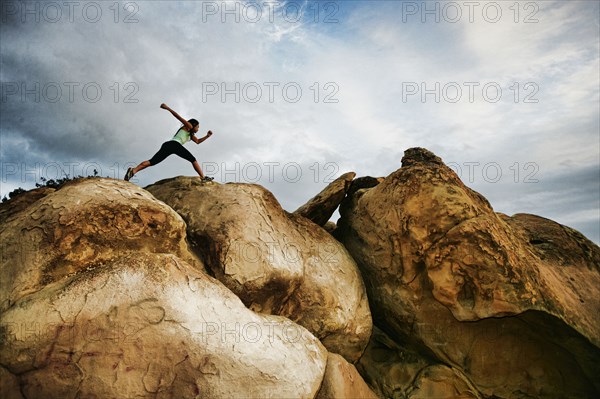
[124,103,214,182]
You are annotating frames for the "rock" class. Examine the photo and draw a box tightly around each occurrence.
[146,177,372,362]
[0,178,204,313]
[0,366,23,399]
[294,172,356,226]
[505,212,600,270]
[0,186,55,225]
[356,326,430,397]
[0,252,328,398]
[316,353,378,399]
[345,176,383,198]
[323,221,337,234]
[333,176,383,242]
[337,147,600,398]
[283,213,372,363]
[147,178,303,315]
[407,365,481,399]
[356,326,481,398]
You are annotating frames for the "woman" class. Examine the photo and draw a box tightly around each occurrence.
[124,103,214,182]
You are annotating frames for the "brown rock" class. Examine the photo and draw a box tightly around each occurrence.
[294,172,356,226]
[407,365,481,399]
[338,147,600,398]
[316,353,378,399]
[345,176,383,198]
[0,366,23,399]
[505,212,600,271]
[356,326,481,398]
[323,221,337,234]
[1,252,328,398]
[0,178,204,313]
[146,177,372,362]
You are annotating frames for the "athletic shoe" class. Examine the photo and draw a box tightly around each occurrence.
[201,176,214,182]
[124,167,134,181]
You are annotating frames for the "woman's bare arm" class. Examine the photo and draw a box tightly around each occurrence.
[160,103,193,130]
[192,130,213,144]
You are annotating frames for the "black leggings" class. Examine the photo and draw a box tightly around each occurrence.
[148,141,196,166]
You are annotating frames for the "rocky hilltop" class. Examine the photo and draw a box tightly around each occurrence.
[1,148,598,399]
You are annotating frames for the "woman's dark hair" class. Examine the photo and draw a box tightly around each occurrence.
[176,118,199,136]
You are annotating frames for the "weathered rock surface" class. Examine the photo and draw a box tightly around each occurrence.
[338,148,600,398]
[146,177,372,362]
[2,149,598,398]
[148,178,303,314]
[357,327,481,399]
[1,252,328,398]
[294,171,356,226]
[316,353,378,399]
[0,186,56,225]
[0,178,204,313]
[407,365,481,399]
[0,365,23,399]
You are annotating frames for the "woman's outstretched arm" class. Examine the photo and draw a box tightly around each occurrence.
[160,103,193,130]
[192,130,213,144]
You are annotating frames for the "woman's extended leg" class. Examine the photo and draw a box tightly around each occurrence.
[192,160,205,178]
[125,160,151,181]
[133,160,151,174]
[125,142,172,181]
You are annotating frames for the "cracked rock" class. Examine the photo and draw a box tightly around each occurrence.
[146,177,372,363]
[0,253,327,398]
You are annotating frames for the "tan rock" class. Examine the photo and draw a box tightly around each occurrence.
[338,148,600,398]
[146,178,303,314]
[283,213,372,363]
[0,178,204,313]
[0,186,55,225]
[294,172,356,226]
[146,177,372,362]
[316,353,378,399]
[0,253,328,398]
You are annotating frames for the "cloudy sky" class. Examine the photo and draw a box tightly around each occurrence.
[1,0,599,243]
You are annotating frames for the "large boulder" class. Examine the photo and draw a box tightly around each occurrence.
[338,148,600,398]
[283,213,372,363]
[0,178,204,313]
[146,177,372,362]
[0,252,328,398]
[294,171,356,226]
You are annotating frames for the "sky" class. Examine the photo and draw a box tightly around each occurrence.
[0,0,599,244]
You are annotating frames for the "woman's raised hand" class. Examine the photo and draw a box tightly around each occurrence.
[160,103,169,110]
